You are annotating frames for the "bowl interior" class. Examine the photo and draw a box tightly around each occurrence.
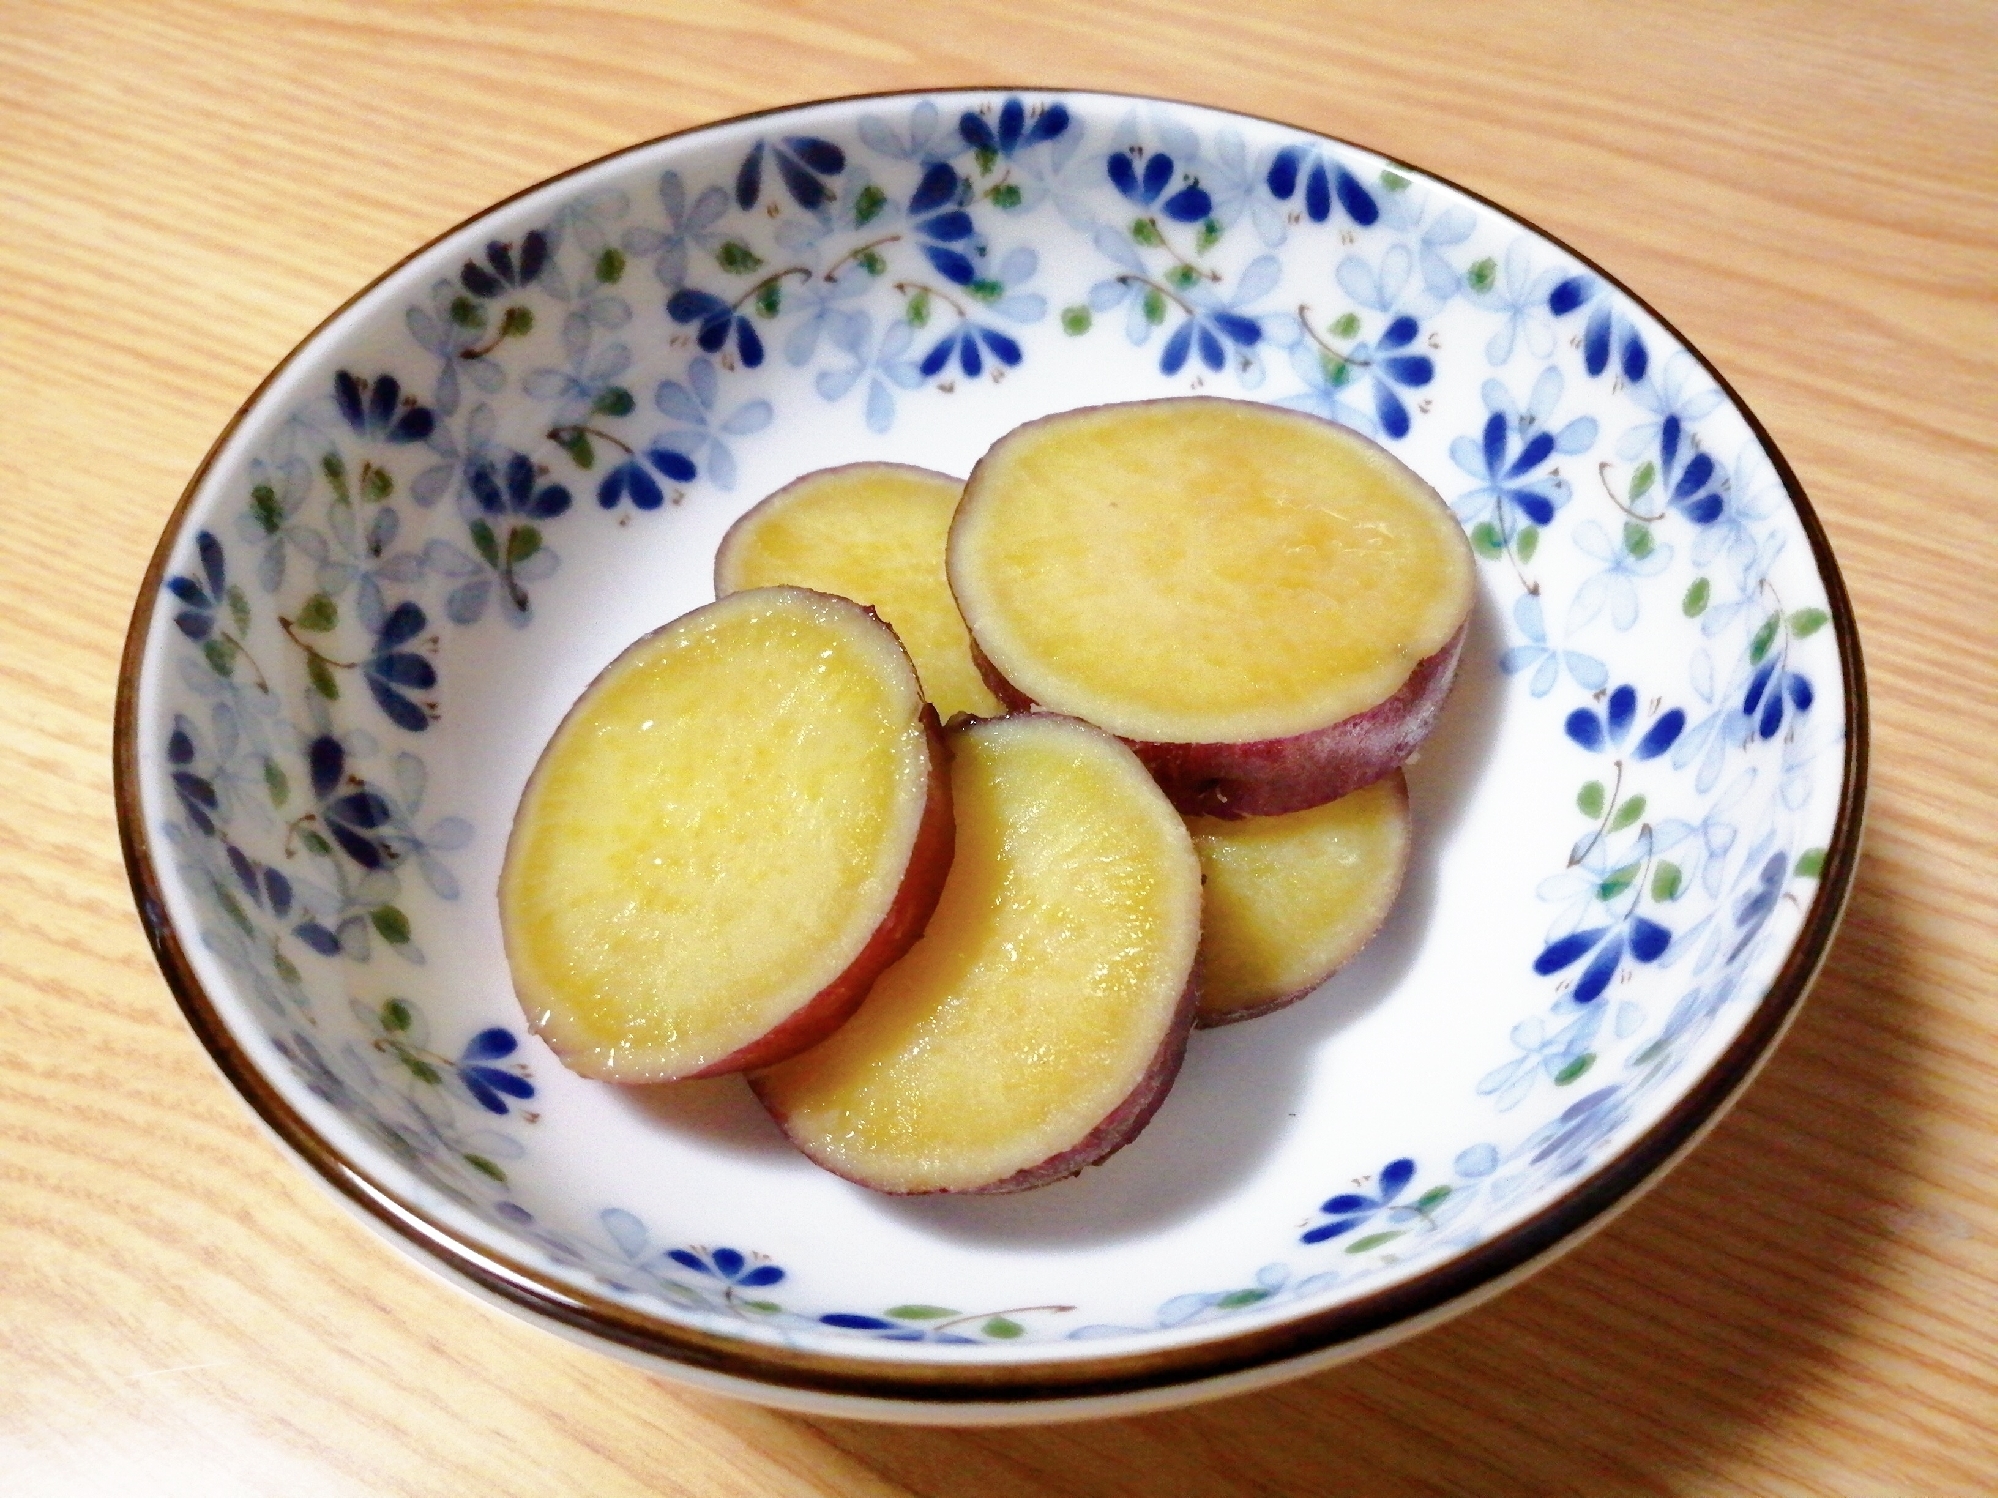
[129,91,1855,1376]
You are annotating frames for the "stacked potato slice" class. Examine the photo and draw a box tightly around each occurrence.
[502,398,1473,1193]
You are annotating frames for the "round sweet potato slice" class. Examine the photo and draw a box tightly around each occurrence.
[500,587,952,1083]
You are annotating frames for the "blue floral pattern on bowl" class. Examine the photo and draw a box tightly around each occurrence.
[133,91,1851,1360]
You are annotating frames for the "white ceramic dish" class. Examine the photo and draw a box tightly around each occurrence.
[117,90,1865,1423]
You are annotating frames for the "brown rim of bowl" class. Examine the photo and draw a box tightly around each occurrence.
[114,88,1869,1407]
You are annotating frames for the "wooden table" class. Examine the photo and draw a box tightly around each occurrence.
[4,2,1993,1492]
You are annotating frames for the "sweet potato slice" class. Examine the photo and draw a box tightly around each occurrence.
[1187,772,1411,1026]
[715,463,1002,721]
[752,713,1202,1195]
[500,587,952,1083]
[950,398,1474,817]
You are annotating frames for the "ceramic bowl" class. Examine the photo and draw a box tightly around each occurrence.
[116,90,1865,1424]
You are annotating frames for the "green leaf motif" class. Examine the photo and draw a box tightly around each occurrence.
[968,278,1004,304]
[1623,521,1654,559]
[594,385,635,418]
[595,247,625,284]
[1330,311,1362,339]
[272,949,301,985]
[449,294,484,329]
[1470,522,1504,559]
[1142,288,1167,326]
[1413,1185,1453,1212]
[401,1053,442,1085]
[251,483,282,534]
[1131,217,1164,248]
[906,289,931,328]
[1214,1288,1272,1309]
[1683,577,1710,617]
[754,281,783,319]
[853,183,887,226]
[1165,263,1201,290]
[1517,525,1540,563]
[886,1305,956,1321]
[307,653,339,701]
[1555,1053,1596,1085]
[300,828,332,857]
[1195,217,1222,254]
[742,1299,783,1314]
[1379,169,1410,191]
[982,1316,1025,1339]
[1466,256,1497,293]
[1795,847,1826,878]
[1060,305,1092,336]
[1629,460,1656,503]
[362,465,393,502]
[506,526,542,566]
[1578,780,1606,818]
[1599,862,1640,900]
[1789,607,1829,638]
[371,905,412,945]
[213,882,254,937]
[463,1153,508,1183]
[1750,612,1781,664]
[856,248,886,276]
[264,756,289,808]
[381,997,414,1032]
[1610,794,1647,831]
[1346,1231,1403,1255]
[500,305,534,338]
[226,583,251,636]
[1652,861,1683,902]
[987,182,1022,209]
[559,430,595,470]
[202,636,236,678]
[322,451,349,502]
[470,519,500,569]
[974,145,998,175]
[296,593,337,632]
[716,239,764,274]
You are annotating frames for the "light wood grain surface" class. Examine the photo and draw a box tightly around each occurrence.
[4,1,1994,1492]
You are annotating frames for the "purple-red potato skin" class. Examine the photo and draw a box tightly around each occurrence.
[751,962,1199,1195]
[973,622,1466,819]
[677,705,955,1077]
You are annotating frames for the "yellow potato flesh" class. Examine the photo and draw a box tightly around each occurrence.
[718,465,1001,721]
[1188,775,1410,1021]
[501,589,931,1080]
[952,400,1474,742]
[757,715,1201,1193]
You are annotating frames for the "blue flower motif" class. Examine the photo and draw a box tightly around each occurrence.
[815,315,924,434]
[622,171,729,291]
[306,734,401,869]
[856,100,962,164]
[666,285,767,368]
[1547,272,1649,383]
[523,341,633,427]
[1569,519,1674,633]
[667,1245,786,1290]
[1563,683,1685,760]
[1450,369,1598,532]
[1301,1157,1415,1245]
[782,266,872,366]
[960,97,1070,161]
[1653,412,1726,526]
[364,600,436,732]
[1476,1002,1607,1110]
[165,529,229,643]
[166,714,220,836]
[651,356,773,491]
[455,1028,535,1115]
[1523,1083,1630,1174]
[1374,185,1476,301]
[1467,240,1563,366]
[1500,593,1608,698]
[1741,652,1813,742]
[333,372,437,444]
[468,451,572,522]
[1330,248,1440,438]
[1533,906,1672,1005]
[597,445,695,512]
[905,161,984,286]
[1199,128,1287,244]
[459,232,548,299]
[1106,148,1211,223]
[733,136,845,212]
[1264,144,1379,226]
[918,321,1023,380]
